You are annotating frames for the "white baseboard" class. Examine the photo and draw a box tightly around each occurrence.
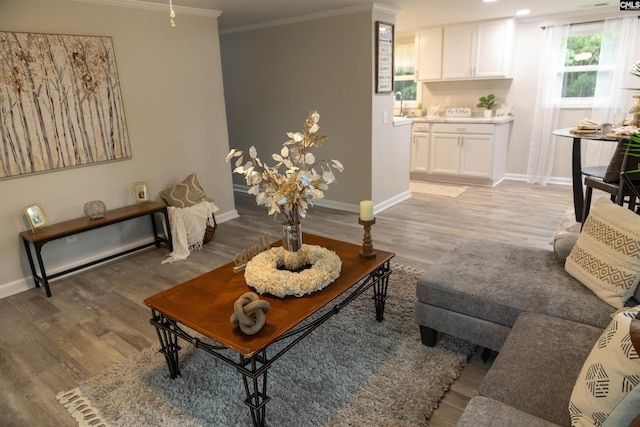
[504,173,572,186]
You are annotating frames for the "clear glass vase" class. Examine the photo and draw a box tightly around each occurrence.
[282,222,304,271]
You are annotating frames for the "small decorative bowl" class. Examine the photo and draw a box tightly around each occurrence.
[84,200,106,219]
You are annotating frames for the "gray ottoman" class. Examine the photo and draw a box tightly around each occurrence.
[415,239,615,351]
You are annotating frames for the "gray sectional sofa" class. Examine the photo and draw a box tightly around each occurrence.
[415,238,640,426]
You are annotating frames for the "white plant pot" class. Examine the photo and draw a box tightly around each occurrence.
[483,109,493,118]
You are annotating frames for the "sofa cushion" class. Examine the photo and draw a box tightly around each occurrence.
[416,239,616,331]
[160,173,212,208]
[569,307,640,427]
[457,396,562,427]
[565,198,640,308]
[479,312,602,426]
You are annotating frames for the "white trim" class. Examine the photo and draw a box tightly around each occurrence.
[221,3,398,35]
[232,185,411,216]
[375,191,412,214]
[504,173,572,186]
[71,0,222,17]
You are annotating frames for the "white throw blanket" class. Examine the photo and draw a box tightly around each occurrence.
[162,200,219,264]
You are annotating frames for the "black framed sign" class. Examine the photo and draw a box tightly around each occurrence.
[375,21,394,93]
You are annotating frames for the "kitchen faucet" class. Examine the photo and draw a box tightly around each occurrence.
[395,91,408,117]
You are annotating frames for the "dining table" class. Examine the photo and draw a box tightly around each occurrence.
[552,128,620,222]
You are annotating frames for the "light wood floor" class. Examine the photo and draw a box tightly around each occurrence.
[0,180,573,426]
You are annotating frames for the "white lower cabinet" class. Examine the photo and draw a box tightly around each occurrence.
[431,131,493,177]
[410,124,430,174]
[411,121,510,186]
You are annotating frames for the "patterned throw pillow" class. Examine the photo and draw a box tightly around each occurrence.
[569,306,640,426]
[565,198,640,308]
[159,173,210,208]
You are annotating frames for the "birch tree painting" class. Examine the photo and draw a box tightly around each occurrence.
[0,32,131,179]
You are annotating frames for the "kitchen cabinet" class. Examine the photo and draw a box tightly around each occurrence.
[423,121,510,186]
[431,131,493,177]
[440,18,515,80]
[410,123,430,174]
[414,27,443,81]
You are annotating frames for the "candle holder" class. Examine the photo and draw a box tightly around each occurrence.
[358,217,377,258]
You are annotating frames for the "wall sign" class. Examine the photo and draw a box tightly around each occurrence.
[375,21,394,93]
[0,32,131,179]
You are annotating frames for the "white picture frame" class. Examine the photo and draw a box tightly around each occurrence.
[133,181,150,203]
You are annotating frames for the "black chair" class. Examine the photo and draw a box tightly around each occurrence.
[582,138,640,222]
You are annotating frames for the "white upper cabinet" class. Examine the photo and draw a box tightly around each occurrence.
[474,19,515,78]
[442,23,475,80]
[417,18,515,81]
[414,27,443,81]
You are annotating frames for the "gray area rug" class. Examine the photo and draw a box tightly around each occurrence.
[57,263,475,426]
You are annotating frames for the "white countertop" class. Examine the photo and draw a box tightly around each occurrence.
[411,115,514,124]
[392,117,413,126]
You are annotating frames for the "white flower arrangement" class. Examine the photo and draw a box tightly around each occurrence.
[244,244,342,297]
[226,112,343,226]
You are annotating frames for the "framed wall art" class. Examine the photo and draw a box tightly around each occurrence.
[24,204,49,231]
[0,32,132,179]
[375,21,394,93]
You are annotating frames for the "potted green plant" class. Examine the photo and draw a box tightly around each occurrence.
[477,94,496,118]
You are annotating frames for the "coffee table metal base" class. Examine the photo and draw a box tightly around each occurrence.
[148,259,392,427]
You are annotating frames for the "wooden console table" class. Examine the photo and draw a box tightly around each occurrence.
[20,201,172,297]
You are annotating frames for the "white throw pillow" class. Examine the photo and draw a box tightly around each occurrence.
[565,198,640,308]
[569,306,640,426]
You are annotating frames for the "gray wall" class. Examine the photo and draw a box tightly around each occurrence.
[0,0,235,296]
[221,10,375,209]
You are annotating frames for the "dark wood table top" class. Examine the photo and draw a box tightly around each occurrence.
[144,233,395,357]
[20,201,167,243]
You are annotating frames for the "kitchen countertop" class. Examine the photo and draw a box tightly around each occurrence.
[408,115,514,124]
[392,117,413,126]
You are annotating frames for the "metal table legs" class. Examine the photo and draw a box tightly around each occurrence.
[148,260,392,427]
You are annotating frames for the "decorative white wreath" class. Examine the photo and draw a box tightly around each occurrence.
[244,244,342,297]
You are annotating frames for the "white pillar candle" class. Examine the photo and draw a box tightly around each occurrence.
[360,200,374,221]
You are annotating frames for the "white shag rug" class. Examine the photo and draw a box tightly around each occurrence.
[57,263,475,427]
[410,180,468,198]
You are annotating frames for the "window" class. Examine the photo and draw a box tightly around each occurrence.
[560,23,605,103]
[394,37,420,107]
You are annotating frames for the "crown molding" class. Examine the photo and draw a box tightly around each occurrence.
[71,0,222,18]
[221,2,398,35]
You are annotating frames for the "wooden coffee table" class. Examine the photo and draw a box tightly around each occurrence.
[144,233,394,427]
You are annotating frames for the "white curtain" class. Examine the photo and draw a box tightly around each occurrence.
[585,16,638,167]
[527,24,570,185]
[527,17,638,183]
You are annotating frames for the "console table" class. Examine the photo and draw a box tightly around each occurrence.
[21,201,172,297]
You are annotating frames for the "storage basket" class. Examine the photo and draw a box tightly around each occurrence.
[202,214,217,244]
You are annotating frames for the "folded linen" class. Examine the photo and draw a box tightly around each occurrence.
[576,118,601,130]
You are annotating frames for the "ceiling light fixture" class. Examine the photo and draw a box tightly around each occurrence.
[483,0,498,2]
[169,0,176,27]
[515,9,530,16]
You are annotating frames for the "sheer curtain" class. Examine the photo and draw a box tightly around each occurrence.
[527,24,570,185]
[585,16,638,167]
[527,17,638,183]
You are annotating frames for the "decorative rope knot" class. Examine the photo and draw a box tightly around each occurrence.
[230,292,270,335]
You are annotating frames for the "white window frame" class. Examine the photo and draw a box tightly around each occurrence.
[394,37,421,109]
[558,22,604,108]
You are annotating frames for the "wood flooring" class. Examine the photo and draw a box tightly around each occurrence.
[0,180,573,426]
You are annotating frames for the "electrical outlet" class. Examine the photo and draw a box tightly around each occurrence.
[383,111,388,124]
[65,235,78,244]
